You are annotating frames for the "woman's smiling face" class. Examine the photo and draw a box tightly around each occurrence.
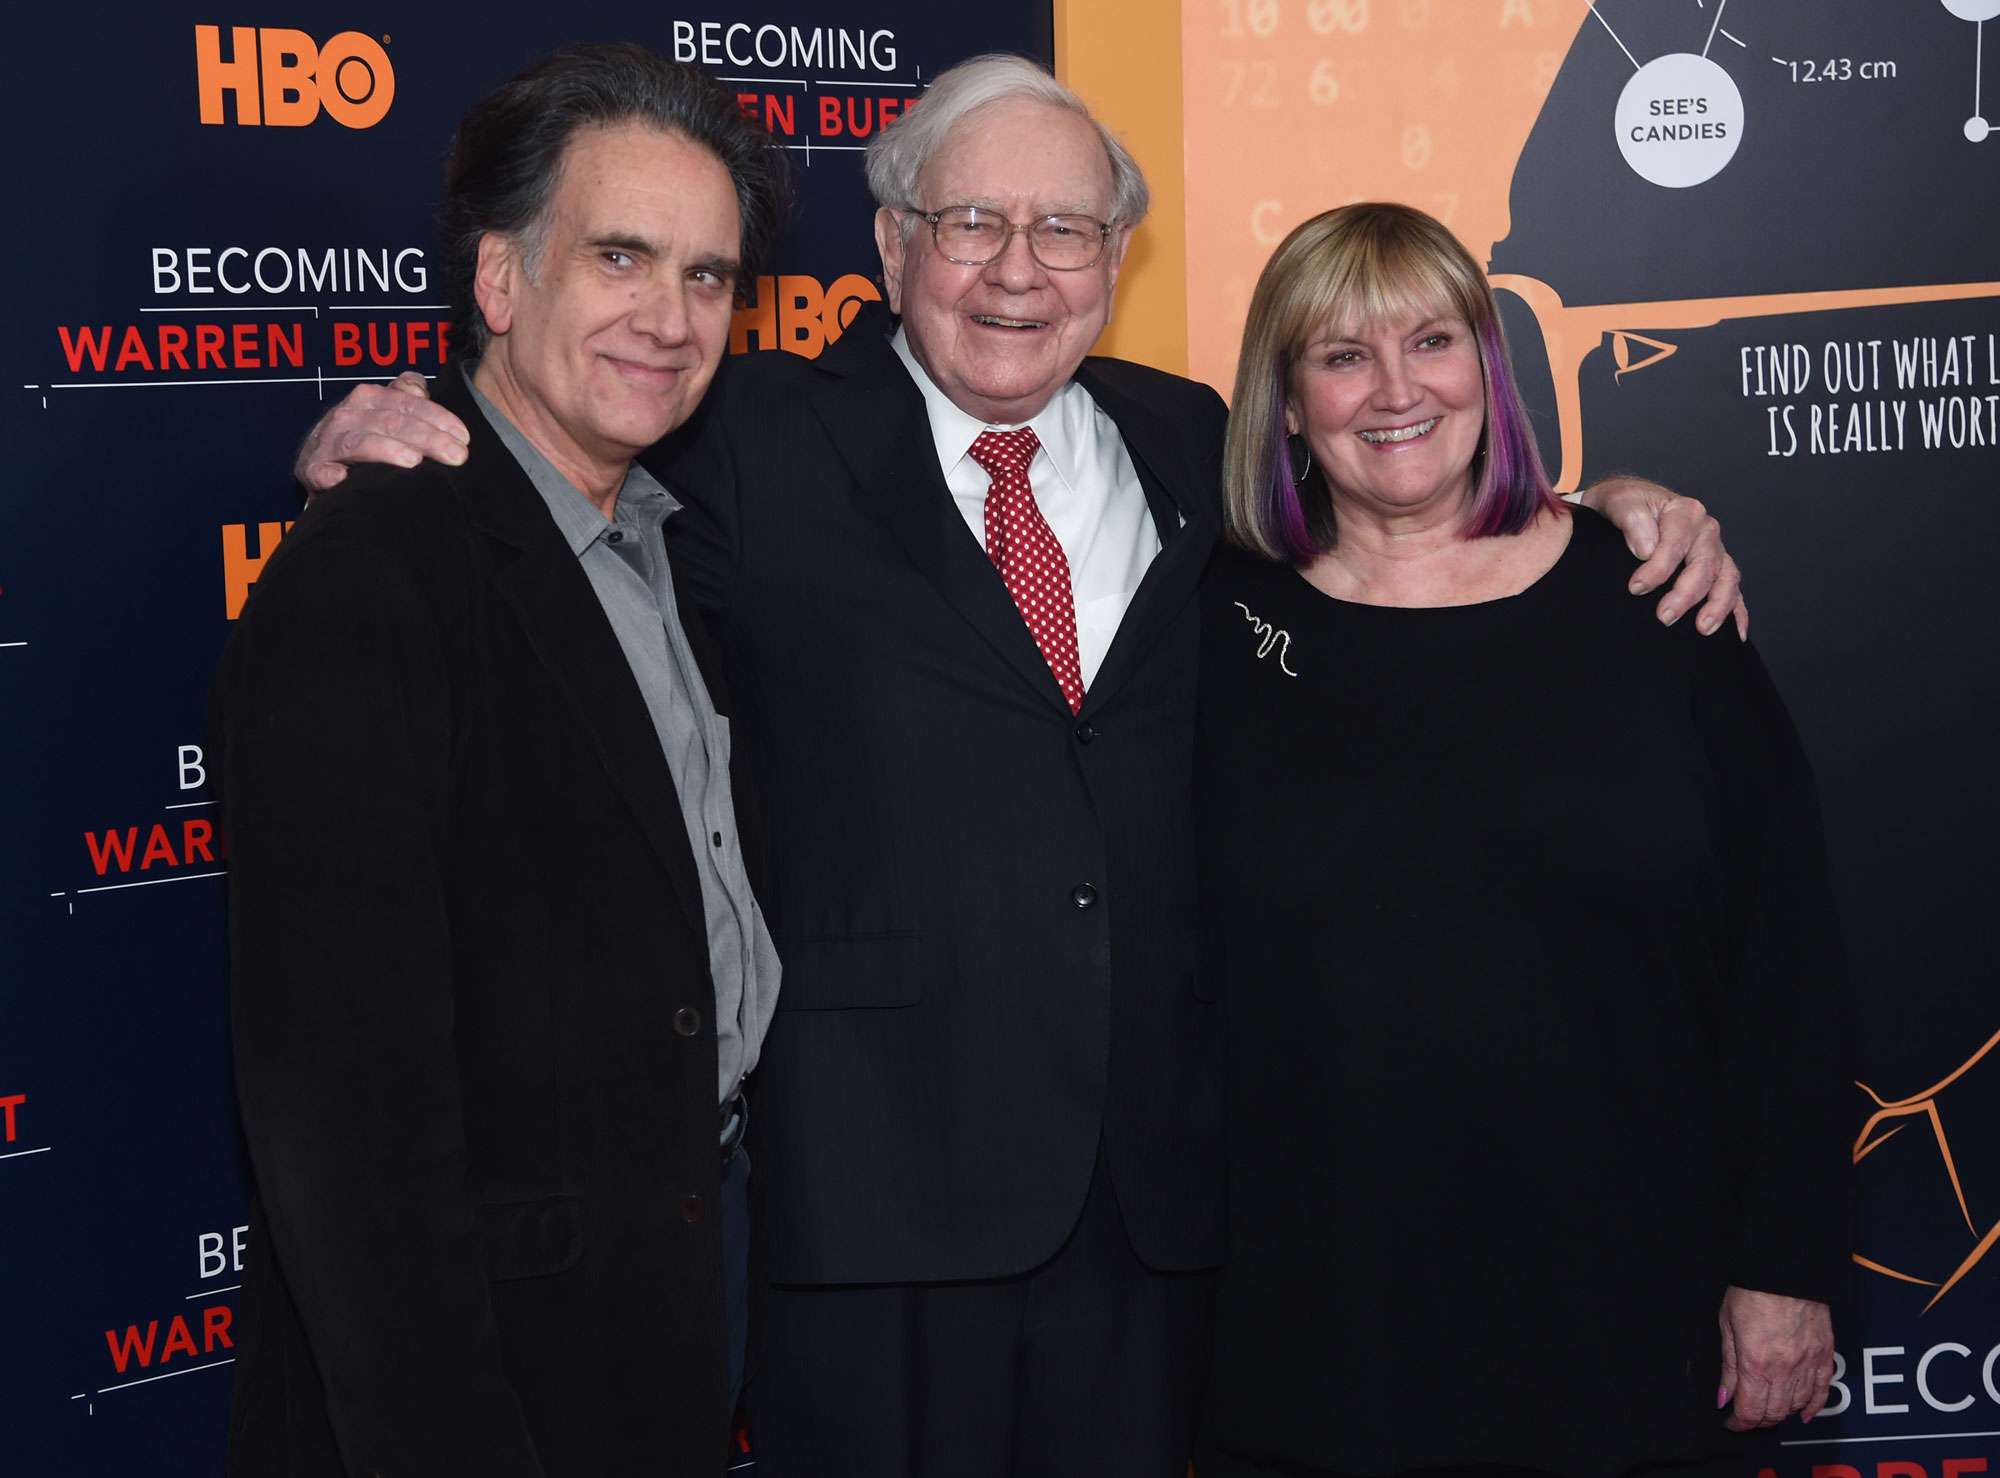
[1287,308,1487,523]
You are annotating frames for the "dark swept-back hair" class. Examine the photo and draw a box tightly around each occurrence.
[438,42,791,357]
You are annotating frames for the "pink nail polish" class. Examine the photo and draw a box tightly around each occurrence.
[1716,1386,1730,1409]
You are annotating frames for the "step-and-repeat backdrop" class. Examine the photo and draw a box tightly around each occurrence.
[0,6,1049,1474]
[11,1,2000,1474]
[1184,2,2000,1475]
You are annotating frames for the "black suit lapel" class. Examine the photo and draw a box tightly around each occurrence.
[809,311,1080,716]
[1073,361,1221,716]
[436,369,709,947]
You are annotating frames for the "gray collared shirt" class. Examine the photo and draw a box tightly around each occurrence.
[470,378,780,1105]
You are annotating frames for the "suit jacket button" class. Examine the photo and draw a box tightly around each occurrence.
[1071,882,1098,909]
[1074,721,1098,744]
[680,1193,706,1224]
[673,1006,702,1038]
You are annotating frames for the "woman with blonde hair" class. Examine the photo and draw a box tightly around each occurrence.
[1197,203,1851,1477]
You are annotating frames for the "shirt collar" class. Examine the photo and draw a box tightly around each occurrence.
[465,365,681,558]
[890,327,1088,496]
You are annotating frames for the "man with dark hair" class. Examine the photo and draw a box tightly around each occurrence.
[213,44,786,1477]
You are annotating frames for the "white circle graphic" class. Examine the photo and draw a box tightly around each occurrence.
[1615,53,1745,188]
[1940,1,2000,23]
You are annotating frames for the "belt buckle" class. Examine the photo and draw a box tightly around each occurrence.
[718,1092,747,1165]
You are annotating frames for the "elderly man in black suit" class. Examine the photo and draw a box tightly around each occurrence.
[290,52,1745,1478]
[214,46,787,1477]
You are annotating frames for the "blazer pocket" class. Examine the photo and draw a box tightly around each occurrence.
[477,1194,583,1282]
[776,932,924,1010]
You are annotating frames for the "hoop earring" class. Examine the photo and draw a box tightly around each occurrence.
[1286,433,1313,485]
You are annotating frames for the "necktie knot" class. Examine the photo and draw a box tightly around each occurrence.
[968,427,1041,479]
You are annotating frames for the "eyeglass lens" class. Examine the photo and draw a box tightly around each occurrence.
[932,208,1106,269]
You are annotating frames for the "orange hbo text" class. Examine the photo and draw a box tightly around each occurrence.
[730,274,881,358]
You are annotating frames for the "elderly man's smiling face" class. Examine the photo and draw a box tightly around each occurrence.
[874,97,1132,425]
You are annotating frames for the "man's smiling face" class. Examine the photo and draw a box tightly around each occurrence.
[874,97,1131,425]
[475,122,742,487]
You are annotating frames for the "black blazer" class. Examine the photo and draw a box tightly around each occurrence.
[655,303,1227,1284]
[213,368,751,1477]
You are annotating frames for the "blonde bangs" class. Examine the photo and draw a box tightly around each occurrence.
[1281,213,1485,358]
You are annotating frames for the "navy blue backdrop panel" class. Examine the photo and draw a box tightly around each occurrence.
[1490,3,2000,1473]
[0,5,1049,1475]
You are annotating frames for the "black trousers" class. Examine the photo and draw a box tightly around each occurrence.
[1205,1469,1555,1478]
[1202,1456,1749,1478]
[748,1148,1216,1478]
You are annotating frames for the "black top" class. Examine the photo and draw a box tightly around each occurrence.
[1196,508,1852,1476]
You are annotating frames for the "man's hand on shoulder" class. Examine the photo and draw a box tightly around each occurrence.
[297,372,471,495]
[1578,475,1750,639]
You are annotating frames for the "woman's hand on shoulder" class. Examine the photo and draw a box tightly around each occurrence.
[1718,1284,1836,1430]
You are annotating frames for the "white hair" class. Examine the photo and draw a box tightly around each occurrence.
[864,53,1150,226]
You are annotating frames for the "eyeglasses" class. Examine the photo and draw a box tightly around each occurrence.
[911,205,1115,271]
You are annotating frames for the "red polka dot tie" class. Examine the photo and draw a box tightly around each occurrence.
[968,427,1085,714]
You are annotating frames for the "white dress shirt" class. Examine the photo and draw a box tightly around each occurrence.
[890,329,1162,689]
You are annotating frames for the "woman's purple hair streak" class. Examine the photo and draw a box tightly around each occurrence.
[1461,312,1558,539]
[1222,202,1561,564]
[1258,358,1316,562]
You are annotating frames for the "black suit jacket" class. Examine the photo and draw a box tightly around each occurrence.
[213,368,751,1477]
[654,303,1227,1283]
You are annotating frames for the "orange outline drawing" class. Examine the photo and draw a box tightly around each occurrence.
[1489,277,2000,492]
[1852,1024,2000,1311]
